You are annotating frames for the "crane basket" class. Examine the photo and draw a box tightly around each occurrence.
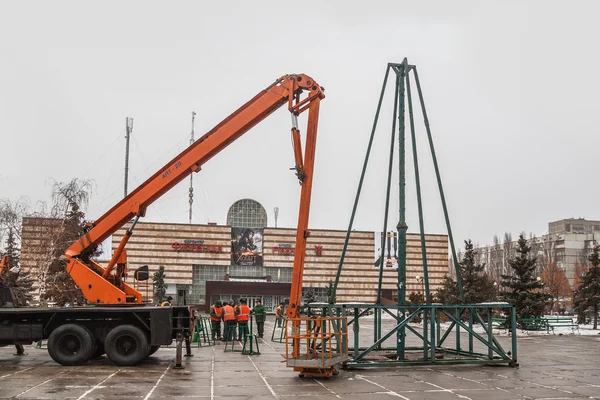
[285,316,349,372]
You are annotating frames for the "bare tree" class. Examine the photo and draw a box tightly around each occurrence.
[540,264,572,314]
[487,234,503,282]
[502,232,514,277]
[0,197,30,245]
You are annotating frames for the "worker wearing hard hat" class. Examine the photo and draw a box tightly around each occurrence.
[160,296,173,307]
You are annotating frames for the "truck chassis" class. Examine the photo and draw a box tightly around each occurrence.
[0,305,191,366]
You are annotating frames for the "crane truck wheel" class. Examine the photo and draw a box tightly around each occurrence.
[47,324,95,366]
[104,325,150,366]
[149,345,160,356]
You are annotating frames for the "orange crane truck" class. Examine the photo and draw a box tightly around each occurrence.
[0,73,324,367]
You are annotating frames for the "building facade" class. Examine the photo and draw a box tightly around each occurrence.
[479,218,599,287]
[112,221,449,311]
[19,200,451,310]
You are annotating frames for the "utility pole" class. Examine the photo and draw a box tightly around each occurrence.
[274,207,279,228]
[124,117,133,197]
[188,111,196,224]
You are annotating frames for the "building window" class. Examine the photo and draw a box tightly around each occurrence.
[227,198,268,228]
[265,267,293,283]
[229,265,264,278]
[191,265,228,305]
[302,287,329,303]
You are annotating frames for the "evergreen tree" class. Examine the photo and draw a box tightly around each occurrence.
[459,240,496,304]
[573,245,600,329]
[435,275,460,304]
[435,240,495,304]
[501,233,549,325]
[303,287,316,305]
[407,291,425,323]
[153,266,168,304]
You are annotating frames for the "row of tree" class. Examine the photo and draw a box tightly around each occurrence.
[1,179,95,306]
[436,234,600,329]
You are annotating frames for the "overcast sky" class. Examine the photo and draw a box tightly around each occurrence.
[1,1,598,250]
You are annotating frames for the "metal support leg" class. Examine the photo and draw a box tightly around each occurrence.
[174,332,184,369]
[185,334,193,357]
[14,345,25,356]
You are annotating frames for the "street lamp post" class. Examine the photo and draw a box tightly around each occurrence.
[415,275,425,295]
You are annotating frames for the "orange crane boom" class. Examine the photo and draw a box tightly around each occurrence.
[65,74,324,308]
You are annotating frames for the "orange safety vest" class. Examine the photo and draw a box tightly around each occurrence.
[211,306,223,322]
[223,305,235,321]
[236,304,250,322]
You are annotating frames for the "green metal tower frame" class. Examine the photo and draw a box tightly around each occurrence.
[325,59,517,368]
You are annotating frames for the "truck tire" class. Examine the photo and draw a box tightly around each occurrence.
[105,325,149,366]
[149,345,160,356]
[47,324,94,366]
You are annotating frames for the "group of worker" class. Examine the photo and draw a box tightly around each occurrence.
[210,299,283,341]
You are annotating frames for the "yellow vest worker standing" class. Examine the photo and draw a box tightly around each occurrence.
[222,301,236,341]
[235,298,250,341]
[160,296,173,307]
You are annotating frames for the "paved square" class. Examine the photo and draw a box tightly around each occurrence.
[1,320,599,399]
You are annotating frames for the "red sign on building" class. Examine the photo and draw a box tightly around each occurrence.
[172,239,223,253]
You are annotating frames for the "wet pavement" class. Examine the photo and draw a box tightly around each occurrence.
[1,319,600,399]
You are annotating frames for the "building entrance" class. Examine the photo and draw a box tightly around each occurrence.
[242,296,262,309]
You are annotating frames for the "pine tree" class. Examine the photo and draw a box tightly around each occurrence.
[4,227,35,303]
[573,245,600,329]
[501,233,549,325]
[435,240,495,304]
[153,266,168,304]
[459,240,496,304]
[435,275,460,304]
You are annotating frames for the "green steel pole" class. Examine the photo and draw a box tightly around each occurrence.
[412,67,464,301]
[396,59,408,360]
[405,68,431,303]
[511,306,518,364]
[376,75,400,304]
[331,66,391,304]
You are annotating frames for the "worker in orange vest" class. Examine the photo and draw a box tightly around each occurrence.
[222,300,236,342]
[210,301,224,341]
[235,298,250,341]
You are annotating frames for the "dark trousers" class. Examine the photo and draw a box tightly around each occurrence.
[276,317,283,327]
[224,320,236,341]
[211,320,221,339]
[237,321,249,340]
[256,321,264,337]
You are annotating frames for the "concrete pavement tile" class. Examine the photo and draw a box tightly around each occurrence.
[213,384,273,396]
[340,394,410,399]
[271,383,332,396]
[213,376,264,386]
[505,386,580,398]
[477,378,541,389]
[557,385,600,397]
[11,386,90,399]
[0,387,40,398]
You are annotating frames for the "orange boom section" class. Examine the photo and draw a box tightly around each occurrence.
[64,74,325,305]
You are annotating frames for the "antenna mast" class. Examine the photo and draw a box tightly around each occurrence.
[274,207,279,228]
[188,111,196,224]
[124,117,133,197]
